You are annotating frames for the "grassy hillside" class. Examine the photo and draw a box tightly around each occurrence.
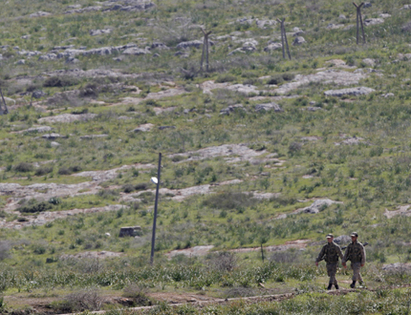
[1,0,411,313]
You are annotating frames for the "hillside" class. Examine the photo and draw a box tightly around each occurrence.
[1,0,411,313]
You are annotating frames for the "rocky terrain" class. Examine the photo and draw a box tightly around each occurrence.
[1,0,411,313]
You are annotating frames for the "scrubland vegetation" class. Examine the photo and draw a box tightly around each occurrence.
[1,0,411,313]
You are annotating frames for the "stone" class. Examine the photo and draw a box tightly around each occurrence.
[16,59,25,65]
[122,47,151,55]
[41,133,65,140]
[379,13,391,18]
[300,199,341,214]
[364,18,384,26]
[158,126,176,130]
[89,29,112,36]
[305,107,322,111]
[255,19,277,29]
[363,2,372,8]
[21,35,30,40]
[23,126,52,133]
[52,45,75,50]
[131,123,154,133]
[402,5,411,10]
[29,11,51,18]
[119,226,142,237]
[32,91,46,99]
[176,40,203,49]
[255,103,283,112]
[38,113,97,124]
[220,104,245,115]
[65,6,102,14]
[293,36,306,45]
[50,142,60,147]
[362,58,375,67]
[80,134,109,139]
[276,70,367,94]
[382,93,394,98]
[151,42,169,50]
[402,22,411,33]
[65,57,79,64]
[324,87,375,97]
[334,235,351,245]
[264,43,282,51]
[326,23,344,30]
[38,53,57,61]
[339,14,347,20]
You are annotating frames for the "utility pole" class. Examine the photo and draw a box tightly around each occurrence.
[150,153,162,265]
[277,18,291,60]
[353,2,366,45]
[200,28,212,72]
[0,87,8,115]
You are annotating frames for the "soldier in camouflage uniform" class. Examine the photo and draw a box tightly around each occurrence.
[342,232,366,288]
[315,233,343,290]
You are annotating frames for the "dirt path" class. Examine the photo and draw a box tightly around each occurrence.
[60,284,411,315]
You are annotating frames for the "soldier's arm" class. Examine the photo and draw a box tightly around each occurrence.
[337,245,343,260]
[342,246,350,264]
[315,245,326,263]
[360,244,366,265]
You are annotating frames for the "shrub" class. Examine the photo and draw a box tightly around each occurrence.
[267,75,284,85]
[215,74,237,83]
[202,192,260,210]
[14,162,33,173]
[207,251,237,272]
[18,201,52,213]
[54,288,105,313]
[282,73,295,81]
[35,166,53,176]
[123,284,152,307]
[0,241,11,261]
[43,76,79,87]
[58,167,71,175]
[134,183,147,191]
[122,184,135,193]
[79,83,99,98]
[97,189,119,199]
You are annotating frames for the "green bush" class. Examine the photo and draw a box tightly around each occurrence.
[14,162,33,173]
[18,201,52,213]
[35,166,53,176]
[202,192,260,210]
[43,76,79,88]
[267,75,284,85]
[215,74,237,83]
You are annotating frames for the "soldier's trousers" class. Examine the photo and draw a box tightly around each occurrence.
[351,262,363,282]
[326,263,338,285]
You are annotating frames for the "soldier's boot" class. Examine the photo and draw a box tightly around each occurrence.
[350,281,356,288]
[335,284,339,290]
[327,283,332,290]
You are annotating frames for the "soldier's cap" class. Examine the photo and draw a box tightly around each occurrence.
[351,232,358,237]
[326,233,333,239]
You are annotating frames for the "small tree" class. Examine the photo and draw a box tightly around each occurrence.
[200,28,212,72]
[277,18,291,60]
[353,2,366,45]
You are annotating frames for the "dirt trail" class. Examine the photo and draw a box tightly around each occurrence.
[59,284,411,315]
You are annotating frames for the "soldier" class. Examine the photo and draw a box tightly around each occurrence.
[315,233,343,290]
[342,232,366,288]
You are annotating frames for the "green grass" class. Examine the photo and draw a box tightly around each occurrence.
[1,0,411,312]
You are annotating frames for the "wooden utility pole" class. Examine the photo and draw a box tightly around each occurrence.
[353,2,366,45]
[277,18,291,60]
[200,28,212,72]
[0,87,9,115]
